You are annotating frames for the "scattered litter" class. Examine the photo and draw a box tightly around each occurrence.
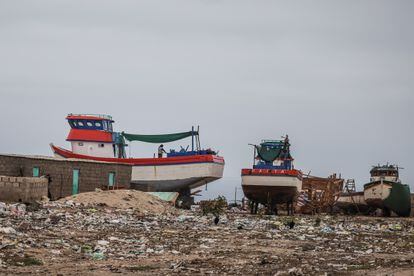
[92,251,105,260]
[321,226,333,233]
[0,203,26,217]
[0,227,16,234]
[97,240,109,246]
[0,196,413,275]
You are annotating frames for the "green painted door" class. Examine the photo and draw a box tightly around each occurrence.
[72,169,79,195]
[109,172,115,188]
[33,167,40,177]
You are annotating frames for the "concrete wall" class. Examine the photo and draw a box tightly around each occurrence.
[0,154,132,200]
[0,175,48,203]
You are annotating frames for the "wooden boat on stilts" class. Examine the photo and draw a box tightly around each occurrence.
[51,114,225,203]
[241,136,302,215]
[363,164,411,217]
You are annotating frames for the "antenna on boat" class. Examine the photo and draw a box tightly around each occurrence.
[248,144,257,166]
[191,126,195,152]
[191,126,201,152]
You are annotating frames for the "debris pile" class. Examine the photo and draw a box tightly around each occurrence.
[0,193,414,275]
[0,202,26,217]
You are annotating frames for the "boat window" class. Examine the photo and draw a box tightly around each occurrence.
[78,142,84,146]
[95,122,102,127]
[86,121,93,127]
[98,144,105,148]
[78,121,84,127]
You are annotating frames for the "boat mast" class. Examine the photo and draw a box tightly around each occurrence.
[248,144,257,167]
[191,126,194,152]
[253,145,256,167]
[197,126,201,151]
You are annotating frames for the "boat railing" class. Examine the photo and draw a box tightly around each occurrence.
[67,113,113,120]
[261,139,283,143]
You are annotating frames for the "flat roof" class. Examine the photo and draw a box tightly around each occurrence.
[66,114,114,121]
[0,153,131,166]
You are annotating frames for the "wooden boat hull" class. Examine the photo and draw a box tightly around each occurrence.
[51,144,224,192]
[130,162,224,192]
[363,180,411,217]
[364,181,392,209]
[241,170,302,204]
[336,192,370,214]
[337,192,367,205]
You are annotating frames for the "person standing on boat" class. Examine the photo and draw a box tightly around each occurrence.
[158,144,167,158]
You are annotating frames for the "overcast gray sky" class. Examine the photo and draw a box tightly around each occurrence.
[0,0,413,201]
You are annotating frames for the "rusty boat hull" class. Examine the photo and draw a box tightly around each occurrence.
[363,180,411,217]
[336,192,370,214]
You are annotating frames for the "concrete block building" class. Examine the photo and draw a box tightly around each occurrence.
[0,176,48,203]
[0,154,132,201]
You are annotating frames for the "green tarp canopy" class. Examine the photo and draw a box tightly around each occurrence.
[122,131,197,143]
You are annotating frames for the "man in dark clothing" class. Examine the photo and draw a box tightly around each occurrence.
[158,144,167,158]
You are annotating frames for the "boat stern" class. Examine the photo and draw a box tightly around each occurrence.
[241,169,302,204]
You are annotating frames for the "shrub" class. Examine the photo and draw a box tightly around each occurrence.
[199,196,227,216]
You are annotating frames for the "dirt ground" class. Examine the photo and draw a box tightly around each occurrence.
[57,190,177,215]
[1,194,414,275]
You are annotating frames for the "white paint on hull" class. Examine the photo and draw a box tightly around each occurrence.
[132,162,224,182]
[364,182,392,201]
[71,141,114,158]
[241,175,302,190]
[131,176,220,191]
[338,194,366,205]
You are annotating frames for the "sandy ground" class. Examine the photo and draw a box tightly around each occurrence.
[57,190,176,215]
[1,191,414,275]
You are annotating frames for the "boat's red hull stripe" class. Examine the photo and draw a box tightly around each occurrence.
[66,129,113,143]
[52,145,225,166]
[241,168,302,177]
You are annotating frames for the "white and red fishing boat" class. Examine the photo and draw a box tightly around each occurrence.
[241,136,302,215]
[51,114,225,196]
